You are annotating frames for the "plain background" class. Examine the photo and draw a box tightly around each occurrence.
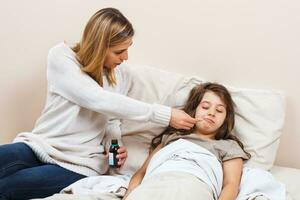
[0,0,299,169]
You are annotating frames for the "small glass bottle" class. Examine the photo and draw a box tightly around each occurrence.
[109,139,120,168]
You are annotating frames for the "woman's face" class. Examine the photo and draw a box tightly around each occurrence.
[104,38,133,69]
[195,91,227,138]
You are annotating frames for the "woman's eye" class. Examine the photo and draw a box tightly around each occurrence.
[114,50,125,55]
[201,106,209,110]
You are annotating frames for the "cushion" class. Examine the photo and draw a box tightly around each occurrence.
[119,64,285,173]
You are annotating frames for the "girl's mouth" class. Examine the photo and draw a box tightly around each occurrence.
[204,118,215,124]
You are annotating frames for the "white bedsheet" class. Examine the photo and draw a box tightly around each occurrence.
[237,167,286,200]
[61,139,286,200]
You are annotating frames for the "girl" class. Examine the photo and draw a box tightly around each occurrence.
[123,82,251,200]
[0,8,196,199]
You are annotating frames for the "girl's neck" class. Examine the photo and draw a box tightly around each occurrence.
[195,131,216,140]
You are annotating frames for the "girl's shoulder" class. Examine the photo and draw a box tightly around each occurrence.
[216,138,238,145]
[211,139,242,154]
[214,139,249,161]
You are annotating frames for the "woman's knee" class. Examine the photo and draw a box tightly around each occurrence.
[0,143,42,179]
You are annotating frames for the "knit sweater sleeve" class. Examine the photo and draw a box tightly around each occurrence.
[46,44,171,126]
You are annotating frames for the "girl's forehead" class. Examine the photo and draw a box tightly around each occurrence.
[201,91,225,106]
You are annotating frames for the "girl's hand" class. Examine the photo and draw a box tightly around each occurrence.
[117,146,128,167]
[170,108,196,130]
[122,192,130,200]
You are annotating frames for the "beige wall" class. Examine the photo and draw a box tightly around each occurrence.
[0,0,299,168]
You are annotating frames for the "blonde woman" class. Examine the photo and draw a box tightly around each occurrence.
[0,8,196,199]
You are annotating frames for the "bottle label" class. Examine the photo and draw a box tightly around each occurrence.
[109,153,114,166]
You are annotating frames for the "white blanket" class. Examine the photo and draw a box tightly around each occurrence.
[61,139,286,200]
[237,167,286,200]
[61,174,130,198]
[143,139,223,199]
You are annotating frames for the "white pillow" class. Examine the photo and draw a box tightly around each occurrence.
[229,87,286,169]
[119,64,286,173]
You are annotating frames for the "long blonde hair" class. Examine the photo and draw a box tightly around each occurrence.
[72,8,134,86]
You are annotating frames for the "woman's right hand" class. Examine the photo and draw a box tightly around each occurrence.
[170,108,196,130]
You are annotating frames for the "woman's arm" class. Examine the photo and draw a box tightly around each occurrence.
[123,144,162,200]
[47,46,170,125]
[47,44,196,129]
[218,158,243,200]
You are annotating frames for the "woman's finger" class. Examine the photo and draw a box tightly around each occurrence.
[117,151,127,159]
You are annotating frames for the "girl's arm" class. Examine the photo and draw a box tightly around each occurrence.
[123,144,162,200]
[218,158,243,200]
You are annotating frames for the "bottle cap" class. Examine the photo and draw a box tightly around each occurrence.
[111,139,118,144]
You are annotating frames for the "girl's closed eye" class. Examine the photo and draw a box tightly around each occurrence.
[201,102,210,110]
[216,106,225,113]
[202,105,209,110]
[216,108,224,113]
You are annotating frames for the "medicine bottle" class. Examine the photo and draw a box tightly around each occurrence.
[109,139,120,168]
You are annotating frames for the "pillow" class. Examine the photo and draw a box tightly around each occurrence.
[228,86,286,169]
[119,64,286,174]
[119,64,186,173]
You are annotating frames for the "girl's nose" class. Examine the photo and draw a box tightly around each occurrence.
[208,108,216,116]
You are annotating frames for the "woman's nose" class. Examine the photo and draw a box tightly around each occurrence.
[120,51,128,61]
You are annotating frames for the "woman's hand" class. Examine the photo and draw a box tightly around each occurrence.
[117,146,128,167]
[170,108,196,130]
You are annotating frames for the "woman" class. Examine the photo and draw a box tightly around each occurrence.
[123,83,250,200]
[0,8,196,199]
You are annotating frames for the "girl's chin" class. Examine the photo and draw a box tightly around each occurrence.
[198,123,213,130]
[197,125,217,134]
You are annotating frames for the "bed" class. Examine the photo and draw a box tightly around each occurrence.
[119,64,299,200]
[39,64,300,200]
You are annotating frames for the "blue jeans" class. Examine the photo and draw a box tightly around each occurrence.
[0,143,86,200]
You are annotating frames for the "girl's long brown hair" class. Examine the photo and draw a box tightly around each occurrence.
[151,82,251,158]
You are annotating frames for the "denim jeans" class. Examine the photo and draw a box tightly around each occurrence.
[0,143,86,200]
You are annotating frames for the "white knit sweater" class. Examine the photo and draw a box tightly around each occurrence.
[14,42,171,176]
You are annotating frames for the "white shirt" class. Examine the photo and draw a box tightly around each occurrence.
[14,42,171,176]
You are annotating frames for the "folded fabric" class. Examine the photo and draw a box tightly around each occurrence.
[237,167,286,200]
[61,174,130,197]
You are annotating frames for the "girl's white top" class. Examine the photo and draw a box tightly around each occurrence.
[14,42,171,176]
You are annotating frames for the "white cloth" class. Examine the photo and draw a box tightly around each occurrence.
[237,167,286,200]
[61,174,130,196]
[60,139,285,200]
[143,139,286,200]
[13,42,171,176]
[143,139,223,199]
[126,171,214,200]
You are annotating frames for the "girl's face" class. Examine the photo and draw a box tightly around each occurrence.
[104,38,133,69]
[195,91,227,139]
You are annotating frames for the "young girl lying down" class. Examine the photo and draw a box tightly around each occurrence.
[123,82,251,200]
